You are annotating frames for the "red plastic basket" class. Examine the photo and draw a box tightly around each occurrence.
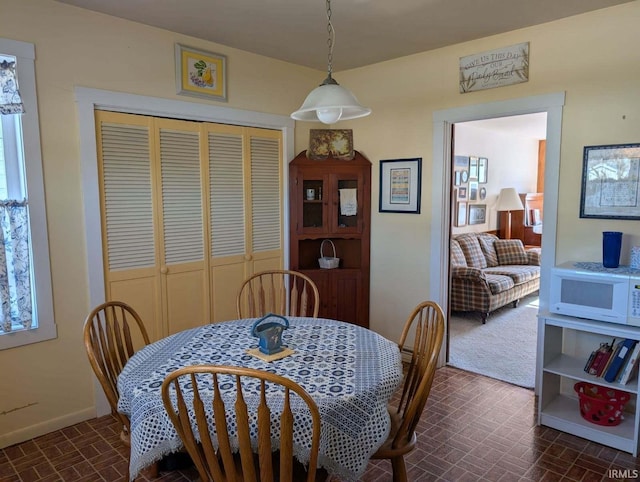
[574,382,630,426]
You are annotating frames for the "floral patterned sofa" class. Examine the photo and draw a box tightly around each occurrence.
[450,233,540,323]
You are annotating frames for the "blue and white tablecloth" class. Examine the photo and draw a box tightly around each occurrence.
[117,317,403,481]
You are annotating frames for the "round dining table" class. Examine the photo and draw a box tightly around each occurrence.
[117,316,403,482]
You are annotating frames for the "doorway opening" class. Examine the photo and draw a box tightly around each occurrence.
[447,113,547,388]
[429,92,565,395]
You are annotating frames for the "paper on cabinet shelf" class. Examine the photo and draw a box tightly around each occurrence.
[340,188,357,216]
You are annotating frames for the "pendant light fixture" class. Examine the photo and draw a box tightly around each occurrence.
[291,0,371,124]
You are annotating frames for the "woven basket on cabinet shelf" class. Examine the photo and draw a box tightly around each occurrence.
[318,239,340,269]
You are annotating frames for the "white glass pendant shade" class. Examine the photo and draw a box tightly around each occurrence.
[291,0,370,124]
[291,82,371,124]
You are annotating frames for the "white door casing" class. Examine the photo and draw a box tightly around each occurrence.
[430,92,565,395]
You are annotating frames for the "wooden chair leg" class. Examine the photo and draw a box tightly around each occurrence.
[391,456,408,482]
[141,462,159,478]
[135,462,159,480]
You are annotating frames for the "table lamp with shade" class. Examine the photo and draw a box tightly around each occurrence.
[496,187,524,240]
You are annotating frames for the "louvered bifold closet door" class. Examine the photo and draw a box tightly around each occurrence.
[206,124,248,322]
[96,111,161,342]
[155,118,210,334]
[247,128,283,273]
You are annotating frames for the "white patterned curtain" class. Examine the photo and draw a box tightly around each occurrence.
[0,59,24,115]
[0,200,31,332]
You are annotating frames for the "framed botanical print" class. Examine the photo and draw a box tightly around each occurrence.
[175,44,227,101]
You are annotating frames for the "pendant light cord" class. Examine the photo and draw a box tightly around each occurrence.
[326,0,335,80]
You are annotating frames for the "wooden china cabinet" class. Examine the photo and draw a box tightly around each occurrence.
[289,150,371,328]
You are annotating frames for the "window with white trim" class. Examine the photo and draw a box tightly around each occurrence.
[0,38,55,349]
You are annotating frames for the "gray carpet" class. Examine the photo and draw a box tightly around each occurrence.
[448,293,538,389]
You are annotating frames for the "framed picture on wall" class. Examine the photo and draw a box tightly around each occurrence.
[469,181,478,200]
[458,187,467,199]
[379,158,422,214]
[454,155,469,169]
[580,143,640,219]
[175,44,227,101]
[478,157,488,183]
[455,202,467,226]
[468,204,487,225]
[469,156,479,180]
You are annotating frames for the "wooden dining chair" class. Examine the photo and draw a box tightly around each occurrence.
[162,365,325,482]
[83,300,151,481]
[371,300,445,482]
[236,269,320,318]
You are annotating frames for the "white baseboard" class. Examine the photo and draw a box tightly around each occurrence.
[0,407,97,448]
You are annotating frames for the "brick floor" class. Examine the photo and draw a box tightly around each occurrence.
[2,367,640,481]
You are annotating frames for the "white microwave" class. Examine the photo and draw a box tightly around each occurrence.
[550,261,640,326]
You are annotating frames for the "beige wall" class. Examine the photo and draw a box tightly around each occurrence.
[1,0,640,446]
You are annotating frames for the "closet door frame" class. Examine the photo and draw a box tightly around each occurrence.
[77,87,294,417]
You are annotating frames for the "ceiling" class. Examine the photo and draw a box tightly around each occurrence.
[55,0,632,71]
[463,113,548,140]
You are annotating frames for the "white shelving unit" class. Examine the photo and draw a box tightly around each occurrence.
[538,311,640,455]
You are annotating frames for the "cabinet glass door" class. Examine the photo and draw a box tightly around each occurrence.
[301,175,326,232]
[333,174,362,233]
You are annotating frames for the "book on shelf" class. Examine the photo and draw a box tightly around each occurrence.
[587,343,612,376]
[601,340,623,379]
[584,350,598,372]
[618,341,640,385]
[604,339,636,382]
[596,350,613,377]
[586,349,604,375]
[585,339,615,376]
